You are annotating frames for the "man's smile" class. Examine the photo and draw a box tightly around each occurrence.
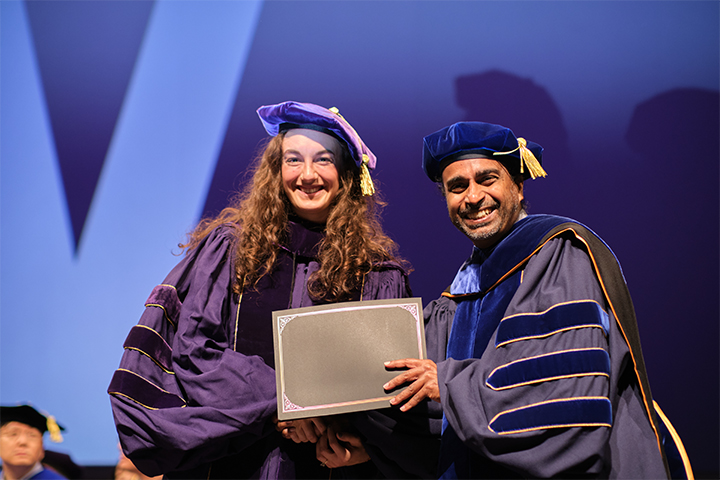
[461,206,495,223]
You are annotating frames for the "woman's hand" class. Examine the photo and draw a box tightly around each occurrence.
[274,416,326,443]
[383,358,440,411]
[316,422,370,468]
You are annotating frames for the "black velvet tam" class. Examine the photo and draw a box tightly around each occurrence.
[0,404,64,434]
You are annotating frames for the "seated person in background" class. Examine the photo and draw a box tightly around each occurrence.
[0,405,67,480]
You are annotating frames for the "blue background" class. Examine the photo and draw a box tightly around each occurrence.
[1,0,718,474]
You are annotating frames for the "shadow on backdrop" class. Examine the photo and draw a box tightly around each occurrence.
[454,70,579,217]
[624,87,719,478]
[456,70,570,165]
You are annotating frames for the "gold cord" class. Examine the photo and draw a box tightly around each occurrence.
[329,107,375,196]
[493,137,547,179]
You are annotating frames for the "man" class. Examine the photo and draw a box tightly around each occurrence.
[0,405,66,480]
[384,122,674,478]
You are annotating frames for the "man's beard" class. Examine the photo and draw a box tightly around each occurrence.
[451,212,502,245]
[450,200,523,248]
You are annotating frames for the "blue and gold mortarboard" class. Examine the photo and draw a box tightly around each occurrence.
[257,101,376,196]
[0,404,65,442]
[422,121,546,182]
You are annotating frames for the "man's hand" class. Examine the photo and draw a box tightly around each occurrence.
[316,422,370,468]
[274,417,326,443]
[383,358,440,411]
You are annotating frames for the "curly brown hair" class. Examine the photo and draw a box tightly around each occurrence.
[182,132,408,302]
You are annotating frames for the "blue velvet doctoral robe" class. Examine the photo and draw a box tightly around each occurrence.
[0,465,67,480]
[108,220,431,479]
[427,214,669,479]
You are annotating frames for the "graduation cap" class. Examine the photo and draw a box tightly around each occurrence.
[257,101,377,196]
[422,121,546,182]
[0,405,65,442]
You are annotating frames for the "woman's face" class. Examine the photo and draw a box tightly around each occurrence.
[281,129,342,223]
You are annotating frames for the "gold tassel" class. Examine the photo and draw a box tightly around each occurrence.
[493,138,547,179]
[517,138,547,179]
[360,155,375,196]
[46,415,63,443]
[329,107,375,196]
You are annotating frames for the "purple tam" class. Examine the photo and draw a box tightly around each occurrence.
[422,121,545,182]
[257,101,376,171]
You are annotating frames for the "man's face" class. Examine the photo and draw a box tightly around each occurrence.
[441,157,524,249]
[0,422,45,469]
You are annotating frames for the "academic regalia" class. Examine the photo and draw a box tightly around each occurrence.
[108,220,423,479]
[31,468,68,480]
[0,464,67,480]
[427,214,669,479]
[0,406,70,480]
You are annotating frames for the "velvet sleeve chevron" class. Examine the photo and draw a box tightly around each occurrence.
[107,226,277,477]
[438,234,625,477]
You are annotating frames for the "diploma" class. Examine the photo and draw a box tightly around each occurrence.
[272,298,425,420]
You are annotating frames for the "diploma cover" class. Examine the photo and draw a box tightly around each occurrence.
[273,298,425,420]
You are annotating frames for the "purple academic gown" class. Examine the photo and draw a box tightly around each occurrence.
[108,220,416,479]
[427,215,668,479]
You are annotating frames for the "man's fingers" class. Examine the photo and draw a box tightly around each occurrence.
[384,358,424,371]
[384,358,410,369]
[384,359,441,411]
[383,358,436,391]
[398,385,425,412]
[388,379,420,406]
[383,368,422,392]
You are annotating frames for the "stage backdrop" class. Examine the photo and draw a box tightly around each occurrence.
[2,0,718,474]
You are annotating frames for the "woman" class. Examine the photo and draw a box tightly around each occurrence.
[107,102,415,479]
